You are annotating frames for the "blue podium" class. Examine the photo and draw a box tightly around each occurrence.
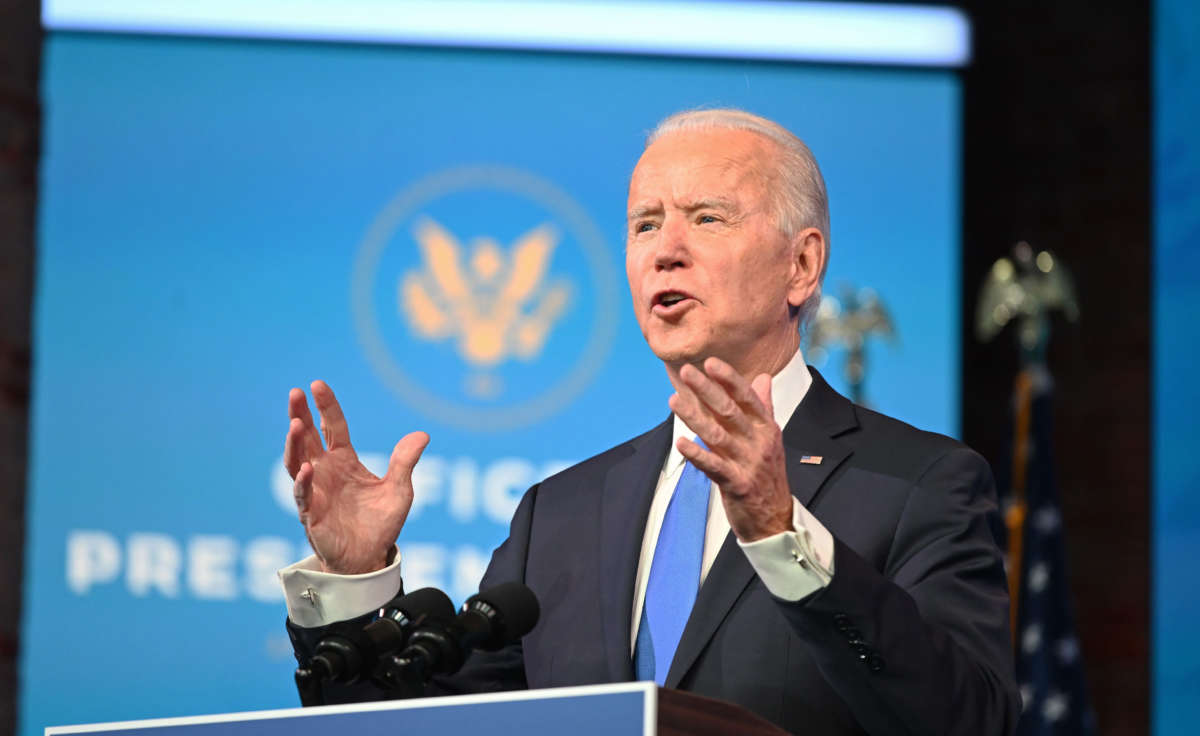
[45,683,790,735]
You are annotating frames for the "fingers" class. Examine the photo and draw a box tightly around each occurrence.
[669,389,732,450]
[387,431,431,483]
[671,359,773,448]
[288,387,324,451]
[293,461,314,521]
[677,435,732,486]
[698,359,772,422]
[311,380,352,451]
[284,417,311,478]
[669,360,784,499]
[677,363,747,431]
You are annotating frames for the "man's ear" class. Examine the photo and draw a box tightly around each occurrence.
[787,227,826,310]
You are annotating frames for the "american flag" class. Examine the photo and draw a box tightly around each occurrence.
[995,367,1097,735]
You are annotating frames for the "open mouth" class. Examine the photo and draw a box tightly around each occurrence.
[653,290,694,312]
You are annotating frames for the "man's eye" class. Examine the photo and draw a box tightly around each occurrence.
[698,215,719,224]
[636,222,657,233]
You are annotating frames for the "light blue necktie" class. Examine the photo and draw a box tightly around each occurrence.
[633,440,711,685]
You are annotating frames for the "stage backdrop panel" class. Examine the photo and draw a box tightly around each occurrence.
[23,30,960,735]
[1154,0,1200,733]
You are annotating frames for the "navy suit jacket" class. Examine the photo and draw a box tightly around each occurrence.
[290,370,1019,735]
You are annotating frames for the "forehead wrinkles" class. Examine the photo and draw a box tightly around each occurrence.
[628,142,773,215]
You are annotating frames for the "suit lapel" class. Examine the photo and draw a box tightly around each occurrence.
[780,369,857,507]
[598,418,673,682]
[664,368,858,688]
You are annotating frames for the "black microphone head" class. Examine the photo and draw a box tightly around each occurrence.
[386,587,455,624]
[464,581,540,650]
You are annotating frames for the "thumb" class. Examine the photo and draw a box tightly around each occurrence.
[751,374,773,414]
[387,431,430,482]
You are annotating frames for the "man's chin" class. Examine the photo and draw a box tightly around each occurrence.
[645,330,749,371]
[648,340,712,370]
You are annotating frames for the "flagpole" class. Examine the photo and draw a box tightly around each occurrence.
[1005,369,1034,640]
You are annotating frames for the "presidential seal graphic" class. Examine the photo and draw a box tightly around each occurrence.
[352,166,619,431]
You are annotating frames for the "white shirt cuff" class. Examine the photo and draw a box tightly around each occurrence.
[277,547,404,628]
[737,498,835,601]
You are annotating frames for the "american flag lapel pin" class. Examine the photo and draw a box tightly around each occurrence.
[800,455,823,465]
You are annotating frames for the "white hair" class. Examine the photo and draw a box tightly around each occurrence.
[646,108,830,327]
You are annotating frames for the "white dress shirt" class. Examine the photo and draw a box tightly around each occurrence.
[279,347,835,632]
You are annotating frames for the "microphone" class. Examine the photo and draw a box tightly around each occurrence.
[366,586,458,661]
[297,587,455,691]
[377,581,539,691]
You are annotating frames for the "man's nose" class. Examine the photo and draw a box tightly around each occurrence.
[653,216,690,271]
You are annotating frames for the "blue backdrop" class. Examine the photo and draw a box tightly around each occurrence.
[1154,0,1200,732]
[23,32,961,734]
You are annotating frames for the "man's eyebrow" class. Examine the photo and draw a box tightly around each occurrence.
[627,203,663,220]
[628,197,740,220]
[680,196,740,213]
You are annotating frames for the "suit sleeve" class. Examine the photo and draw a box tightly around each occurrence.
[284,483,540,704]
[773,447,1020,736]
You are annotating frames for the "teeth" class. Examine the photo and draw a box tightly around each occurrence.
[660,294,684,306]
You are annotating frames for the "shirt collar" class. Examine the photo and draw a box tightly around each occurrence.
[666,346,813,477]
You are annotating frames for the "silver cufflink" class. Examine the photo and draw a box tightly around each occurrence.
[791,549,809,568]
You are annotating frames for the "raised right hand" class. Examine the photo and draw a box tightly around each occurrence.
[284,380,429,574]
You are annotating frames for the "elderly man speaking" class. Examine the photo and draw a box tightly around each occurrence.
[279,109,1019,735]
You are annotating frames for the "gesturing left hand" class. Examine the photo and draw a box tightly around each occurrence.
[669,357,795,543]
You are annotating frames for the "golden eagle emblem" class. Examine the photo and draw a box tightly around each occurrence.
[400,217,572,378]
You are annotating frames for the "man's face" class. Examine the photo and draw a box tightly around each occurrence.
[625,127,807,376]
